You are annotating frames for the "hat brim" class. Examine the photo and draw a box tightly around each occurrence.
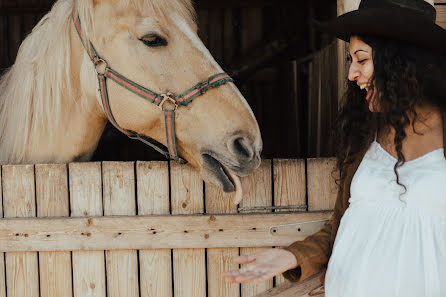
[315,7,446,55]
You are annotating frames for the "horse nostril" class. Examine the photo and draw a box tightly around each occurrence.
[230,137,254,161]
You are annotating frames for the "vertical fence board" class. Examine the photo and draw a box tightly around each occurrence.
[307,158,337,211]
[0,16,8,70]
[70,162,106,297]
[136,161,172,297]
[171,163,206,297]
[35,164,72,297]
[0,169,5,297]
[240,160,273,296]
[205,182,240,297]
[2,165,39,297]
[273,159,306,285]
[102,162,139,297]
[437,5,446,29]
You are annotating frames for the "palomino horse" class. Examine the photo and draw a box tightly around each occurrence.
[0,0,262,203]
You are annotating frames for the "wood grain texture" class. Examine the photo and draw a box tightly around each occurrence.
[35,164,72,297]
[273,159,306,286]
[254,272,324,297]
[0,170,5,297]
[69,162,106,297]
[102,162,139,297]
[307,158,338,211]
[2,165,39,297]
[171,162,206,297]
[136,161,172,297]
[205,182,240,297]
[0,212,332,252]
[240,160,274,296]
[437,5,446,29]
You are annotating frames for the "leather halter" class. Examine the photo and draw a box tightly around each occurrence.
[71,5,233,163]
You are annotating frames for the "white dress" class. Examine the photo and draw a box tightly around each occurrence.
[325,141,446,297]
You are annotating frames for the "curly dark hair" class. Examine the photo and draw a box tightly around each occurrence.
[334,35,446,187]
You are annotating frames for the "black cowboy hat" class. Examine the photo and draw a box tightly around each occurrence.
[315,0,446,55]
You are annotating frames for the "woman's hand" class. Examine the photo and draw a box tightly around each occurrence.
[222,248,298,283]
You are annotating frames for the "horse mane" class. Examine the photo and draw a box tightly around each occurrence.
[0,0,195,165]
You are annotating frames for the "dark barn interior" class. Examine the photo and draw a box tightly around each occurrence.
[0,0,338,162]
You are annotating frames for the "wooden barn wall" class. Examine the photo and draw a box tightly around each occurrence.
[14,0,439,161]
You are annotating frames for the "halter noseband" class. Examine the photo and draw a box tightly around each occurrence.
[72,5,233,163]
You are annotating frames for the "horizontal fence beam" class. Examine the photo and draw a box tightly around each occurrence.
[255,272,324,297]
[0,212,331,252]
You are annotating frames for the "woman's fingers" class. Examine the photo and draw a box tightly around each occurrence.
[233,254,256,264]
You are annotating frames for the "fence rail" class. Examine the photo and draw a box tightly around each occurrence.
[0,159,337,297]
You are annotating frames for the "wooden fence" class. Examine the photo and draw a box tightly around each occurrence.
[0,159,337,297]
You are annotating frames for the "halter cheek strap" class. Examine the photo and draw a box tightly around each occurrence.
[72,5,233,163]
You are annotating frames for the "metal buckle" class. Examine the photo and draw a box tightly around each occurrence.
[159,93,178,111]
[94,58,108,76]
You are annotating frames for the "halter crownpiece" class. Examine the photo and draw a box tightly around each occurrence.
[71,4,234,163]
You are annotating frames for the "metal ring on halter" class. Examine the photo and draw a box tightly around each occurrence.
[159,93,178,111]
[94,58,108,76]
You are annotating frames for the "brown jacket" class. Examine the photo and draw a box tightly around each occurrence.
[282,121,446,284]
[282,148,368,283]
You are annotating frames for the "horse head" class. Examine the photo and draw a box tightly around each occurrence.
[75,0,262,202]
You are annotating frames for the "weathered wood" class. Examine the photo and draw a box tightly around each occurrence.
[437,5,446,29]
[35,164,72,297]
[171,163,206,297]
[307,158,338,211]
[69,162,106,297]
[0,169,5,297]
[208,9,223,64]
[0,212,331,252]
[2,165,39,297]
[240,160,274,296]
[205,181,240,297]
[273,159,306,286]
[136,161,172,297]
[254,272,324,297]
[102,162,139,297]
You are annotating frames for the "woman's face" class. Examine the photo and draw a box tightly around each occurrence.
[348,36,379,112]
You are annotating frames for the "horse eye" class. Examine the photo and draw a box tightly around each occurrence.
[140,34,168,47]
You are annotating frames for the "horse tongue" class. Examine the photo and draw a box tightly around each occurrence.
[226,170,251,205]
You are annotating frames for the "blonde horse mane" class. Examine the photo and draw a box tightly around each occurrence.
[0,0,195,165]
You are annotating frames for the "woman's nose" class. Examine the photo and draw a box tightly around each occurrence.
[348,64,359,81]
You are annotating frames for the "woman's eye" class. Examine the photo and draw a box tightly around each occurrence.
[140,34,168,47]
[346,55,352,63]
[358,59,367,64]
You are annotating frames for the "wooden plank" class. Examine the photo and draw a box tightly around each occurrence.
[223,8,235,65]
[0,16,8,70]
[205,179,240,297]
[0,168,5,297]
[102,162,139,297]
[437,5,446,29]
[273,159,306,286]
[35,164,72,297]
[197,9,209,47]
[171,162,206,297]
[7,15,22,64]
[307,158,337,211]
[208,9,223,64]
[69,162,106,297]
[240,160,274,296]
[136,161,172,297]
[0,212,331,252]
[254,272,323,297]
[2,165,39,297]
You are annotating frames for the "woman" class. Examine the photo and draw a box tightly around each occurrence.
[222,0,446,296]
